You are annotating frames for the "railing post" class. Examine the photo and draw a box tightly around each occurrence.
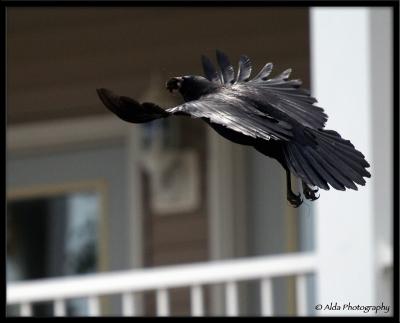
[295,274,307,316]
[54,299,66,316]
[190,285,204,316]
[156,288,170,316]
[260,278,273,316]
[87,296,100,316]
[225,281,239,316]
[122,292,136,316]
[20,303,32,316]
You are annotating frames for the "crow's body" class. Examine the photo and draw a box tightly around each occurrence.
[97,50,371,207]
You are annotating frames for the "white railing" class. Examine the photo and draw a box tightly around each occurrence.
[7,252,317,317]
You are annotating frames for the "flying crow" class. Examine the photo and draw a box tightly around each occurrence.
[97,50,371,207]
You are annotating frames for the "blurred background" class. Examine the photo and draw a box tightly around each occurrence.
[6,7,393,317]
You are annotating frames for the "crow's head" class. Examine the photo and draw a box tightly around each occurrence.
[166,75,218,102]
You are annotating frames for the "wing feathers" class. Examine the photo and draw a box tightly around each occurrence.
[253,62,273,81]
[216,50,235,84]
[236,55,252,82]
[167,92,293,142]
[201,55,221,84]
[96,88,169,123]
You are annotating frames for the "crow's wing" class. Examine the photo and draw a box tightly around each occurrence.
[202,51,328,130]
[167,90,293,141]
[97,88,169,123]
[235,62,328,130]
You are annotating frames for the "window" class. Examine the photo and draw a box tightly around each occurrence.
[7,188,103,316]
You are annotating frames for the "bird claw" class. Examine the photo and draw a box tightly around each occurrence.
[287,192,303,208]
[303,186,319,201]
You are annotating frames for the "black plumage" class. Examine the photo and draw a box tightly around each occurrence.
[97,50,371,207]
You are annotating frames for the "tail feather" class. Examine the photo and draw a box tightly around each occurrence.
[291,144,329,190]
[304,148,347,190]
[310,148,358,190]
[317,142,367,185]
[317,130,369,167]
[318,138,370,178]
[284,128,371,190]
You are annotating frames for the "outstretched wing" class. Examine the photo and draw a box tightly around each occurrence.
[167,89,293,141]
[201,51,328,130]
[97,88,169,123]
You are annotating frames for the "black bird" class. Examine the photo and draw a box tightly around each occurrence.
[97,50,371,207]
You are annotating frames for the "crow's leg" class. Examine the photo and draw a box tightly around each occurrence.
[286,170,303,208]
[302,181,319,201]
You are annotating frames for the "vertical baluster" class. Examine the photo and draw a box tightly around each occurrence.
[296,274,307,316]
[156,288,170,316]
[87,295,100,316]
[225,281,239,316]
[54,299,66,316]
[190,285,204,316]
[122,292,136,316]
[20,302,32,316]
[260,278,273,316]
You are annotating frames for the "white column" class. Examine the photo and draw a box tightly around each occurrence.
[310,7,392,316]
[369,9,393,313]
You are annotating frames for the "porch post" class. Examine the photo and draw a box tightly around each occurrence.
[310,7,392,315]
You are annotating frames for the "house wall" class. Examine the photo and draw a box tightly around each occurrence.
[7,7,311,316]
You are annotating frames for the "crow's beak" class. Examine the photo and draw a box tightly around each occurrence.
[166,77,183,93]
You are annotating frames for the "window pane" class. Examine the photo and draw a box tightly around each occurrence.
[7,190,101,316]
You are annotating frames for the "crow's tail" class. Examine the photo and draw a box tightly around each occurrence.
[283,129,371,190]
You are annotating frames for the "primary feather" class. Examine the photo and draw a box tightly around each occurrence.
[236,55,252,82]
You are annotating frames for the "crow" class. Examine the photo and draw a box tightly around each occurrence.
[97,50,371,207]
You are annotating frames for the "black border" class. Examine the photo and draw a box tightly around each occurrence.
[393,1,399,320]
[0,0,398,7]
[1,0,399,321]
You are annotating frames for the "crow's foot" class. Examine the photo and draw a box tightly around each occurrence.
[287,192,303,208]
[303,185,319,201]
